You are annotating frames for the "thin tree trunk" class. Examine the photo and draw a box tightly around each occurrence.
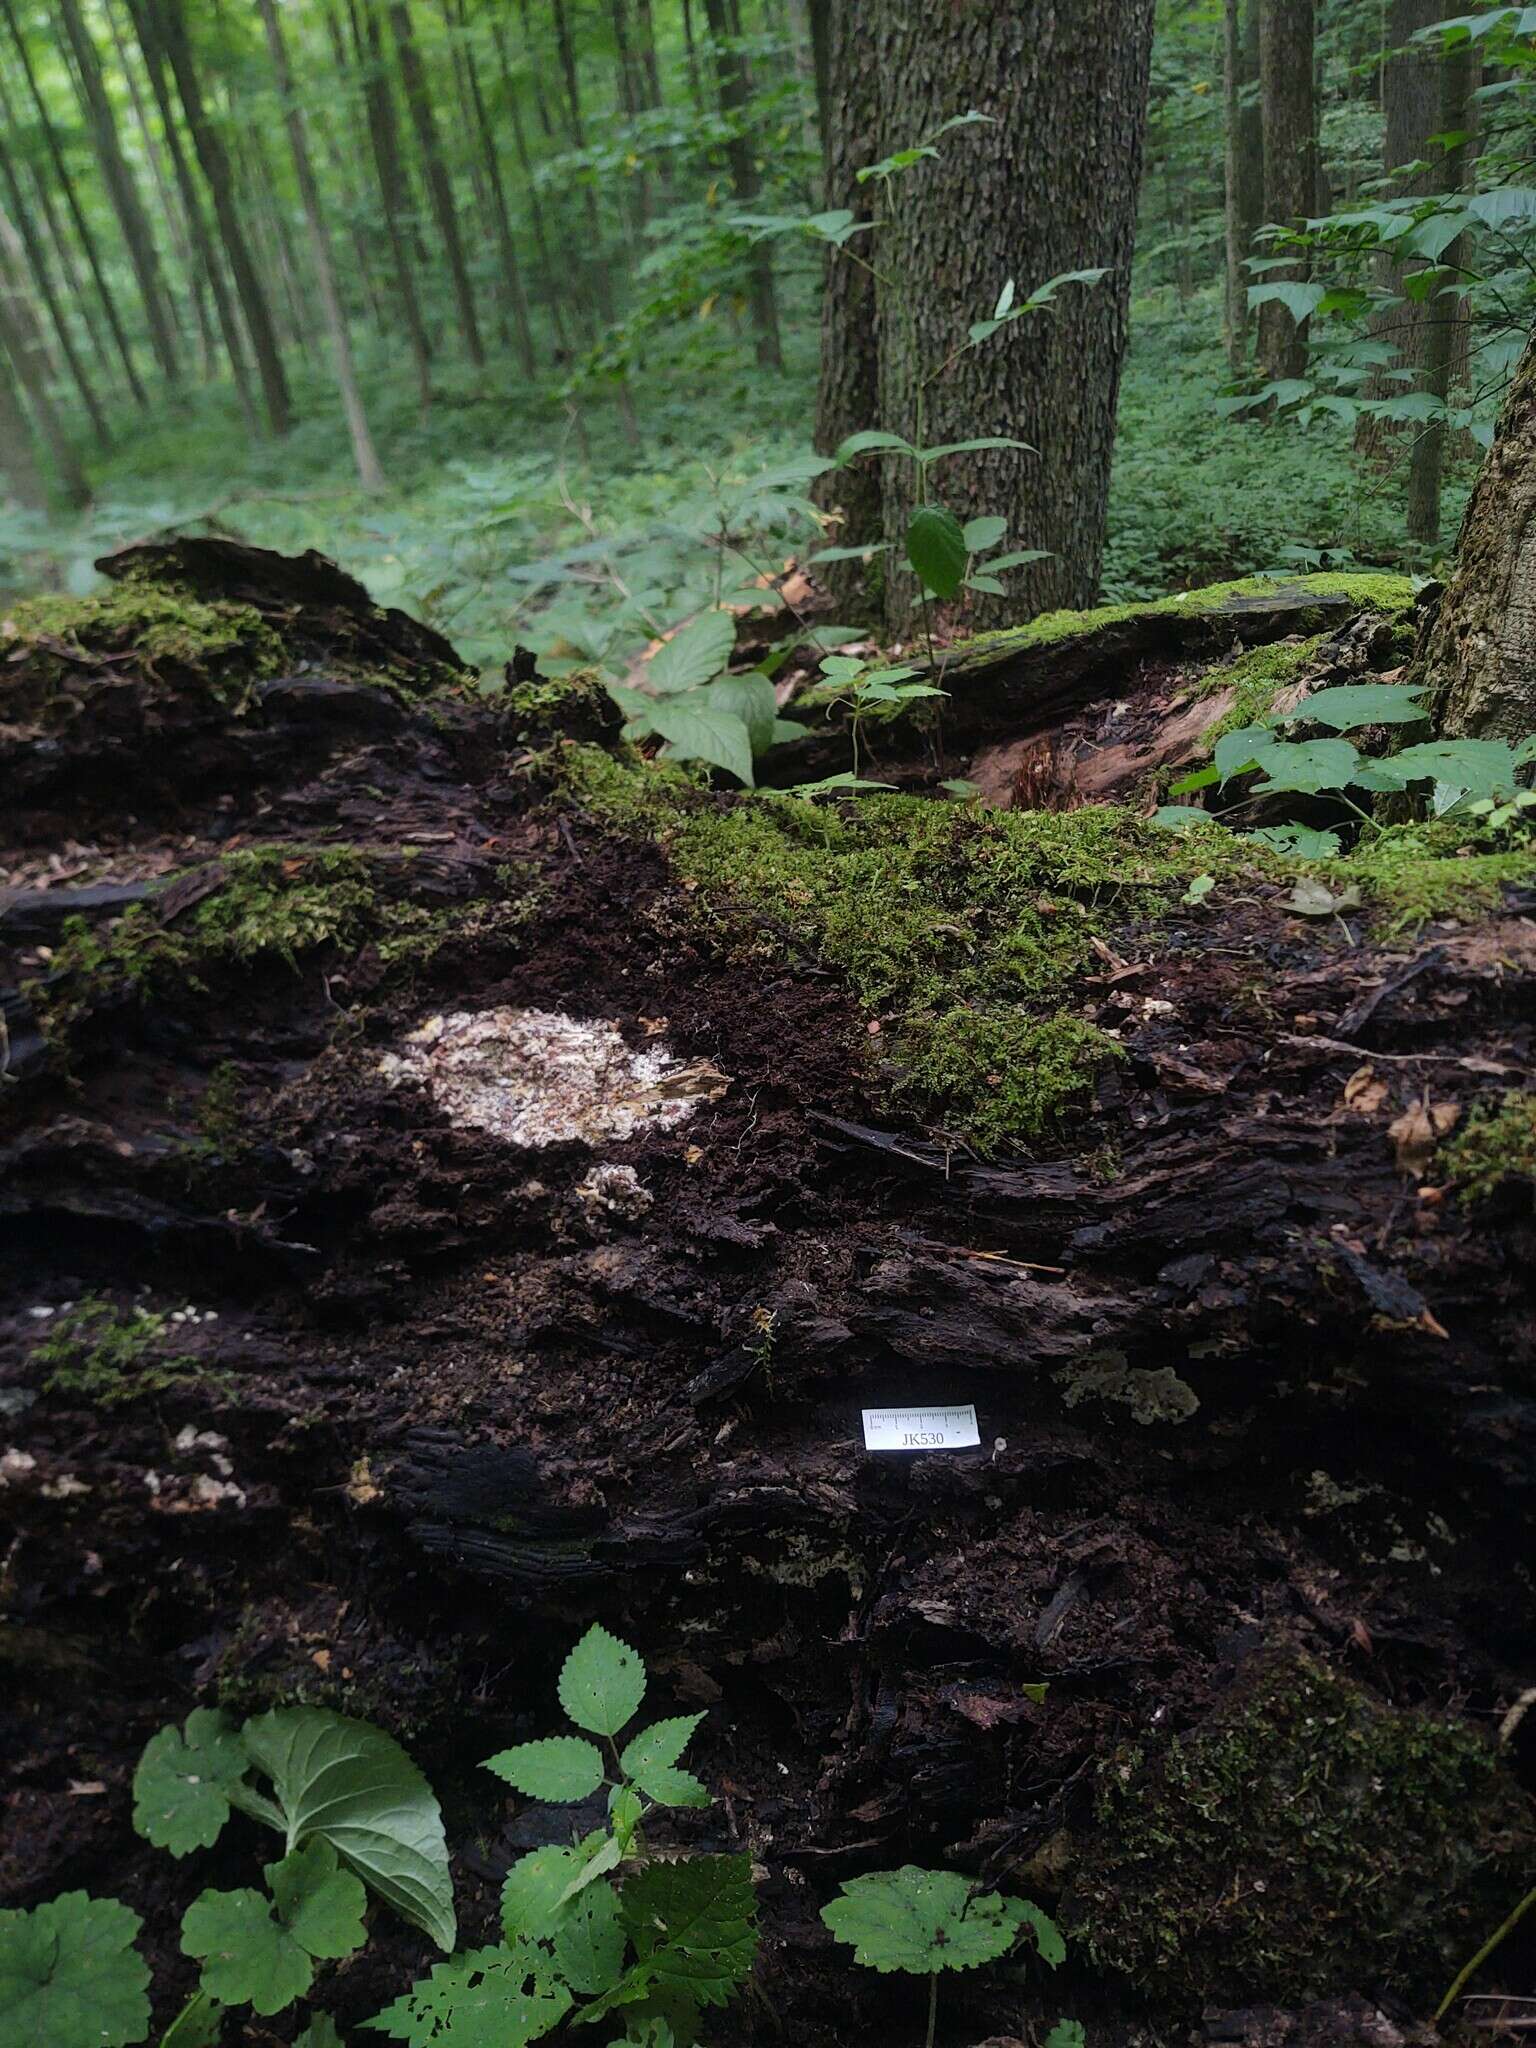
[102,0,204,362]
[516,0,556,138]
[1257,0,1315,381]
[123,0,258,431]
[703,0,782,369]
[388,1,484,366]
[552,0,615,323]
[682,0,706,116]
[457,0,537,375]
[353,0,434,412]
[1223,0,1262,370]
[154,0,292,433]
[1406,37,1473,545]
[0,275,88,507]
[55,0,181,385]
[492,16,573,350]
[1415,324,1536,738]
[256,0,383,491]
[0,357,43,507]
[0,0,147,408]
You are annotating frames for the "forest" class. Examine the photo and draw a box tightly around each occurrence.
[1,0,1535,2045]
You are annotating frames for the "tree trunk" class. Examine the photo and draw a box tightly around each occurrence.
[388,1,485,368]
[154,0,292,434]
[0,357,43,507]
[703,0,783,370]
[1257,0,1315,381]
[456,0,537,376]
[1416,325,1536,739]
[101,0,205,367]
[0,107,110,449]
[353,0,435,412]
[55,0,181,387]
[0,277,88,506]
[1223,0,1263,371]
[1406,37,1473,545]
[848,0,1155,631]
[256,0,384,493]
[492,14,574,351]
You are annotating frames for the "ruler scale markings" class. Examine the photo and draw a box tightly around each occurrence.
[862,1403,981,1452]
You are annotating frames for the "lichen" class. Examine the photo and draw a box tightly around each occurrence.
[1067,1655,1535,2007]
[1056,1351,1200,1424]
[1443,1091,1536,1205]
[560,745,1254,1150]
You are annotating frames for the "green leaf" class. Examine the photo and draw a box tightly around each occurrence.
[132,1709,251,1856]
[940,778,982,798]
[906,505,968,600]
[1151,805,1214,834]
[833,429,917,462]
[820,1867,1031,1975]
[1026,266,1111,302]
[1251,738,1363,796]
[560,1625,649,1737]
[1249,823,1343,857]
[0,1894,150,2048]
[961,515,1007,552]
[630,1766,711,1809]
[964,574,1006,596]
[645,614,736,695]
[697,673,777,757]
[808,541,892,563]
[558,1835,625,1907]
[501,1844,598,1941]
[786,774,896,797]
[1213,725,1273,783]
[483,1736,606,1802]
[1183,873,1217,905]
[1247,280,1326,321]
[601,1856,758,2013]
[240,1709,456,1952]
[1043,2023,1086,2048]
[609,1784,645,1849]
[269,1840,369,1963]
[621,1715,706,1782]
[992,279,1016,319]
[985,548,1052,572]
[916,436,1035,462]
[552,1885,627,1995]
[1169,764,1221,795]
[293,2021,345,2048]
[181,1889,314,2017]
[160,1991,224,2048]
[1284,878,1363,918]
[1387,738,1524,797]
[1278,682,1427,731]
[645,699,756,787]
[363,1941,573,2047]
[1015,1898,1067,1966]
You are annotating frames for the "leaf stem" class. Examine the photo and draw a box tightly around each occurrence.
[925,1970,939,2048]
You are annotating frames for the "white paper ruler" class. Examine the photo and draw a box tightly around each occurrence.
[861,1404,981,1452]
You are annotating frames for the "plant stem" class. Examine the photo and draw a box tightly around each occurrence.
[925,1970,939,2048]
[1437,1882,1536,2020]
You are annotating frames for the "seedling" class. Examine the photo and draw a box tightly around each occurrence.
[821,1864,1066,2048]
[811,653,948,779]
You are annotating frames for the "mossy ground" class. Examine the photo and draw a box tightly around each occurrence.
[28,1297,215,1407]
[0,583,282,705]
[1443,1091,1536,1205]
[1069,1656,1534,2006]
[562,745,1252,1151]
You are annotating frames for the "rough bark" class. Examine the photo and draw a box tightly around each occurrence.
[1417,325,1536,738]
[390,0,484,366]
[155,0,292,435]
[865,0,1156,629]
[1257,0,1315,381]
[703,0,783,370]
[257,0,385,494]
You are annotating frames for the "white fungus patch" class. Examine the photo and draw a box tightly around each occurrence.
[376,1007,726,1149]
[576,1163,653,1220]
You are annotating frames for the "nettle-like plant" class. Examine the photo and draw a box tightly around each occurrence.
[1156,674,1536,859]
[820,1865,1080,2048]
[603,609,809,787]
[0,1705,453,2047]
[366,1624,758,2048]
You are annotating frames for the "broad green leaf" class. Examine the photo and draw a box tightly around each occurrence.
[770,717,810,743]
[604,681,656,725]
[1170,764,1221,795]
[965,573,1006,596]
[961,515,1007,552]
[917,436,1035,462]
[1278,682,1427,731]
[940,778,982,798]
[820,1867,1029,1975]
[698,673,777,757]
[609,1784,645,1848]
[833,429,916,462]
[1388,738,1524,797]
[631,1765,711,1808]
[1214,725,1274,783]
[268,1841,368,1963]
[992,279,1016,319]
[906,505,968,600]
[240,1710,456,1952]
[133,1709,253,1855]
[1249,823,1343,857]
[1468,185,1536,226]
[786,774,896,796]
[621,1715,706,1782]
[985,548,1052,572]
[293,2020,344,2048]
[1251,738,1362,795]
[597,1855,757,2013]
[1026,265,1111,301]
[1015,1898,1067,1966]
[645,700,755,787]
[363,1941,572,2047]
[645,614,736,695]
[1150,805,1215,833]
[558,1834,624,1907]
[1247,281,1326,321]
[1043,2023,1086,2048]
[552,1885,626,1994]
[483,1736,606,1802]
[560,1625,648,1736]
[181,1889,313,2016]
[0,1894,150,2048]
[1184,873,1217,905]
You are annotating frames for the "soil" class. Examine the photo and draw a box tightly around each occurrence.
[2,543,1534,2048]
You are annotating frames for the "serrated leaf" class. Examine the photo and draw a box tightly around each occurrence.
[645,614,736,694]
[558,1834,625,1907]
[961,515,1007,552]
[559,1625,648,1737]
[133,1709,251,1856]
[906,505,968,600]
[1251,738,1362,795]
[609,1784,645,1848]
[1388,738,1524,797]
[552,1885,626,1994]
[483,1736,606,1802]
[1015,1898,1066,1966]
[1214,725,1274,783]
[363,1941,572,2047]
[501,1844,596,1940]
[241,1709,456,1952]
[596,1855,757,2014]
[646,699,755,787]
[1249,823,1342,857]
[621,1715,706,1781]
[1278,682,1427,731]
[630,1765,711,1808]
[0,1893,150,2048]
[181,1889,314,2016]
[820,1867,1033,1975]
[1043,2022,1086,2048]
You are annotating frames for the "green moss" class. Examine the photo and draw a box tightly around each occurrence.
[562,746,1254,1149]
[1194,633,1327,741]
[502,666,621,747]
[1339,822,1536,933]
[1443,1091,1536,1205]
[1,584,281,703]
[1069,1656,1534,2006]
[29,1297,216,1407]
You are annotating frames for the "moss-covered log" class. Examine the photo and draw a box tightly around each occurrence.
[2,543,1534,2044]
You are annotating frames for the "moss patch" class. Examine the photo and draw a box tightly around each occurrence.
[561,745,1255,1150]
[1443,1091,1536,1205]
[1194,633,1328,742]
[1338,822,1536,934]
[1068,1655,1534,2007]
[0,584,281,711]
[29,1298,215,1408]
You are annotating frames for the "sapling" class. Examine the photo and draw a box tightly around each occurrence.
[820,1865,1068,2048]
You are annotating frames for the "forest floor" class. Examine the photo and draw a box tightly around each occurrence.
[1,541,1532,2046]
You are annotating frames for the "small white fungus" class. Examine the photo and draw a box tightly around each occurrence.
[376,1007,726,1150]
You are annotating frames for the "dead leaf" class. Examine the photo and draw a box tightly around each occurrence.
[1285,878,1363,918]
[1342,1065,1389,1115]
[1388,1096,1460,1177]
[311,1648,332,1674]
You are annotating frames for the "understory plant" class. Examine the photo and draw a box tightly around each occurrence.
[820,1865,1079,2048]
[367,1623,758,2047]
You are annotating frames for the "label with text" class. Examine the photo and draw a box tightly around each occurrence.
[861,1404,981,1452]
